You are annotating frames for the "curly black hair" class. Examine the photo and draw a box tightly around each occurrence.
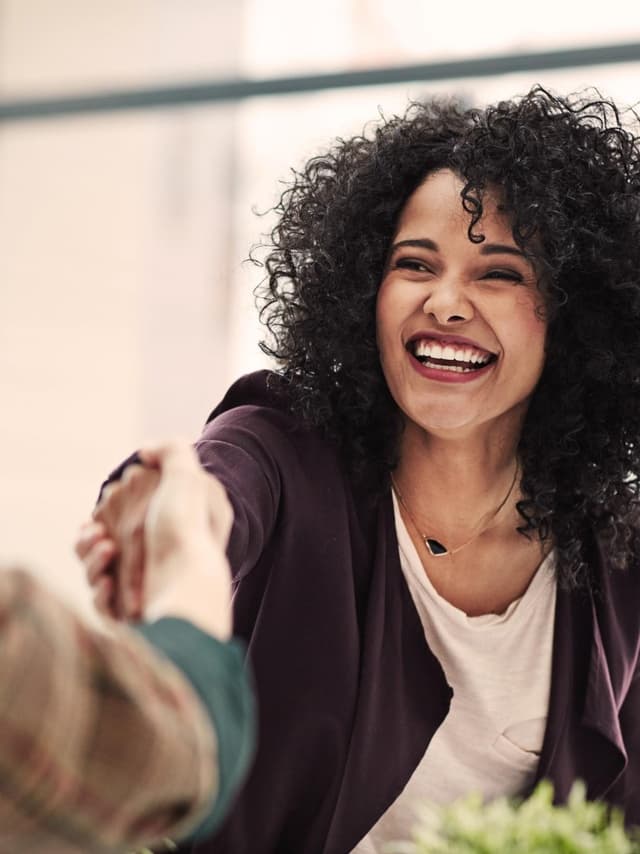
[256,85,640,590]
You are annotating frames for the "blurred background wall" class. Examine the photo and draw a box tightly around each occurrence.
[0,0,639,612]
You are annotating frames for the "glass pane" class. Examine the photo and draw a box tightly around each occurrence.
[0,104,238,605]
[242,0,640,76]
[0,0,245,97]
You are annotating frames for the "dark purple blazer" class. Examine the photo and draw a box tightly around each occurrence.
[152,371,639,854]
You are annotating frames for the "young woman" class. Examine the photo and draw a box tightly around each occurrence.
[83,87,640,853]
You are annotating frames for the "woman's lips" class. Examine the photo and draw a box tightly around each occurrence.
[407,348,497,383]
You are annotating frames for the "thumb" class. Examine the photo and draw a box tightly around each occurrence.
[138,440,201,475]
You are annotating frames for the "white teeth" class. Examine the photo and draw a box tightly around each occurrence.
[412,340,492,364]
[422,362,471,373]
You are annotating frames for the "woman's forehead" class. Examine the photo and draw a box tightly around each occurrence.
[396,170,512,242]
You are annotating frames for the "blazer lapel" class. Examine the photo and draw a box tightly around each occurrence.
[580,607,628,795]
[532,558,627,802]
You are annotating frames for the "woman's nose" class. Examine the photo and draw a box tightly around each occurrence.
[422,277,472,325]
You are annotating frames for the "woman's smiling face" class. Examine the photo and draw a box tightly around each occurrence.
[376,169,547,441]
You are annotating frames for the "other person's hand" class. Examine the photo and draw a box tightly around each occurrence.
[76,442,233,638]
[137,441,233,636]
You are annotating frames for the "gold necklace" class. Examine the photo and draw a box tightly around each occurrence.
[391,462,520,558]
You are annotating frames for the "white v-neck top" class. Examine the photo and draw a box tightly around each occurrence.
[352,495,557,853]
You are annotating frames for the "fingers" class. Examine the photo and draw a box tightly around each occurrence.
[138,439,198,472]
[90,465,158,621]
[120,465,161,504]
[93,574,116,618]
[76,521,118,596]
[113,467,157,620]
[85,539,118,586]
[116,521,145,620]
[93,465,148,531]
[75,520,109,561]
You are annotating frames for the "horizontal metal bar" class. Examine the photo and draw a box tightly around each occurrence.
[1,41,639,123]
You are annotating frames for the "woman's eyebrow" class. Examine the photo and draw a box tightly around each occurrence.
[389,238,438,253]
[480,243,527,258]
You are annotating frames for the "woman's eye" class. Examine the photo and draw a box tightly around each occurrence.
[482,269,523,283]
[394,258,430,273]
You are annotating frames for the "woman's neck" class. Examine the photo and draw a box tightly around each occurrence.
[394,422,521,538]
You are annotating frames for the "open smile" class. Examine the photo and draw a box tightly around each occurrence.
[406,335,498,382]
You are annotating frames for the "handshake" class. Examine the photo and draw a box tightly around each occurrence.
[0,440,253,853]
[76,441,234,639]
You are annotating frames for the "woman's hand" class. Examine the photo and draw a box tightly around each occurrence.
[76,464,159,619]
[74,519,119,617]
[76,442,234,637]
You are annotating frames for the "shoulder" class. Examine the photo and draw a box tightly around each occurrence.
[202,371,296,437]
[198,371,334,471]
[204,370,290,423]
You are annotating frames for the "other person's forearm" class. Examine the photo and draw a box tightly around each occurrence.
[144,542,233,639]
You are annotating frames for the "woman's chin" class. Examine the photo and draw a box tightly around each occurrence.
[405,408,486,438]
[403,398,530,443]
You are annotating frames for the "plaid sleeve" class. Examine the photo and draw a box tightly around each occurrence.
[0,568,219,854]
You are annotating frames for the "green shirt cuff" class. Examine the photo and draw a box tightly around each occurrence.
[134,618,255,839]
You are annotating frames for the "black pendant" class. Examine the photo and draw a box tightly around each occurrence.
[424,537,448,557]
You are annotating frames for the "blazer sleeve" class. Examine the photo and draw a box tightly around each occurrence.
[0,568,241,853]
[194,406,284,583]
